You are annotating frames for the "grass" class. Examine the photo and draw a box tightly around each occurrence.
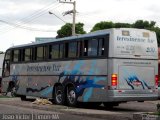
[0,96,11,98]
[0,94,12,98]
[145,112,160,116]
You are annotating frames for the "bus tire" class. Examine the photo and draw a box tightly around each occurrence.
[67,86,77,107]
[11,87,17,97]
[80,102,102,108]
[54,85,65,105]
[103,102,119,109]
[20,95,26,101]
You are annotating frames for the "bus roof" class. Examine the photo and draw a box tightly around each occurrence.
[8,28,154,50]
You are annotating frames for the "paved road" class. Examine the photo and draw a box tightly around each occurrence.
[0,104,109,120]
[0,97,159,120]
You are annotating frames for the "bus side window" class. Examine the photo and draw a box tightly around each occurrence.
[49,44,59,59]
[59,44,64,58]
[68,42,77,58]
[2,50,10,77]
[25,48,31,61]
[13,50,19,62]
[83,40,88,56]
[98,38,105,56]
[88,39,98,56]
[36,46,44,61]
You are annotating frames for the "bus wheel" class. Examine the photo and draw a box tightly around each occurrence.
[67,86,77,107]
[54,86,64,105]
[20,95,26,101]
[103,102,119,109]
[11,87,17,97]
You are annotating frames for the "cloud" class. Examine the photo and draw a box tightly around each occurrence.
[0,0,160,51]
[0,0,64,24]
[0,0,70,33]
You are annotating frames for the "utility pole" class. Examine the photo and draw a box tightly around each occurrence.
[58,0,76,36]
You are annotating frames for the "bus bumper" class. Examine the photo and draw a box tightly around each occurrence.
[77,89,158,102]
[105,89,158,102]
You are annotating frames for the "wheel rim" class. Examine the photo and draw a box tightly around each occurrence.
[56,90,62,103]
[68,90,76,104]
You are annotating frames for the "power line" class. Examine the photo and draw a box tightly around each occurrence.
[0,20,57,32]
[49,11,67,23]
[18,2,59,24]
[0,0,59,34]
[21,3,63,24]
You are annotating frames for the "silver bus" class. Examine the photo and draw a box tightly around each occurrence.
[1,28,158,107]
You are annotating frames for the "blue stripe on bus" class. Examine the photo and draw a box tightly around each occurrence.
[40,87,53,96]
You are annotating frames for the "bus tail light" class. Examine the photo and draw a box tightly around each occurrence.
[111,74,118,86]
[155,75,159,86]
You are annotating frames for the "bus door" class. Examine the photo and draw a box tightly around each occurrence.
[3,60,10,77]
[1,50,11,93]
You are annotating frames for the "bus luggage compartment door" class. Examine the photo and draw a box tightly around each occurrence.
[118,66,155,90]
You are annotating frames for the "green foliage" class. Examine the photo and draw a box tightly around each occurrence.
[91,21,114,32]
[91,20,160,46]
[132,20,156,29]
[151,27,160,46]
[57,22,86,38]
[57,20,160,46]
[132,20,160,45]
[57,23,72,38]
[114,23,131,28]
[75,22,86,35]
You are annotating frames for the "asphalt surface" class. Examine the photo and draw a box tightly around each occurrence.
[0,97,159,120]
[0,104,110,120]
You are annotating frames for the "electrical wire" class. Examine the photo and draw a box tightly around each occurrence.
[0,0,59,33]
[0,1,73,34]
[0,20,57,32]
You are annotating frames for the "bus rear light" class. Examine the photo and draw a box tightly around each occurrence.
[111,74,118,86]
[155,75,159,86]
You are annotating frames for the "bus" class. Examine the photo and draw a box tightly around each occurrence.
[1,28,158,107]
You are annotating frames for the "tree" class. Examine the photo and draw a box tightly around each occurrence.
[132,20,160,45]
[151,27,160,46]
[91,21,132,32]
[114,23,131,28]
[57,22,86,38]
[91,21,114,32]
[91,20,160,46]
[132,20,156,29]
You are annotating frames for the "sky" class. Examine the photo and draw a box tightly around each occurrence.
[0,0,160,51]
